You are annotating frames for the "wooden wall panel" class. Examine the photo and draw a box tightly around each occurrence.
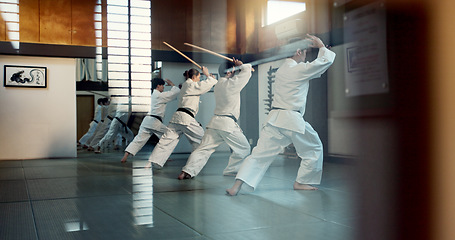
[152,0,236,54]
[244,0,261,53]
[40,0,71,45]
[151,0,162,50]
[209,0,227,53]
[184,1,194,51]
[19,0,39,43]
[8,0,272,54]
[189,0,209,50]
[235,0,247,54]
[152,0,188,51]
[101,1,107,48]
[226,2,237,53]
[71,0,96,46]
[0,15,5,41]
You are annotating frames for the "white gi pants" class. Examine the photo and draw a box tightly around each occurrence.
[236,121,323,190]
[125,121,167,156]
[79,121,98,145]
[97,118,134,149]
[182,127,251,177]
[148,120,204,167]
[88,120,111,147]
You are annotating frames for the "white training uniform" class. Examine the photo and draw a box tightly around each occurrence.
[87,103,112,147]
[148,76,218,167]
[97,103,134,149]
[235,47,336,190]
[125,86,180,156]
[182,64,252,177]
[79,104,102,145]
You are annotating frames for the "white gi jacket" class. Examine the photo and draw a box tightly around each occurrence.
[267,47,336,134]
[100,104,109,121]
[89,105,102,127]
[141,86,180,129]
[170,76,218,125]
[106,102,118,120]
[207,64,252,132]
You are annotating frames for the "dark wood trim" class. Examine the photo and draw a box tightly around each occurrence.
[0,42,100,59]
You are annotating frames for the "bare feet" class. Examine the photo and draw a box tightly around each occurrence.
[94,146,101,154]
[144,162,152,168]
[120,152,130,163]
[177,171,192,180]
[293,181,318,190]
[145,162,162,170]
[226,179,243,196]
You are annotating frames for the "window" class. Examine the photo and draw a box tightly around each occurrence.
[107,0,152,113]
[0,0,19,50]
[265,0,306,26]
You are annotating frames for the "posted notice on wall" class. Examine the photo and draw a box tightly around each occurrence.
[343,1,388,97]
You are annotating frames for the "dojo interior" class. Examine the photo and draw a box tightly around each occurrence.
[1,0,455,240]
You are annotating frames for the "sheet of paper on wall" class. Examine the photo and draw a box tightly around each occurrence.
[343,1,389,97]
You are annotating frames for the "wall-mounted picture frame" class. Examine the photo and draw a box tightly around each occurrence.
[4,65,47,88]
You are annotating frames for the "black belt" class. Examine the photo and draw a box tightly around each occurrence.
[93,120,99,124]
[115,117,129,133]
[107,116,114,121]
[177,108,195,118]
[216,115,237,122]
[272,107,301,114]
[149,115,163,122]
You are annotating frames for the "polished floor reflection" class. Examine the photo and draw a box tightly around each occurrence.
[0,146,357,240]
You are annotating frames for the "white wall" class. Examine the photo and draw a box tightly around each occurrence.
[0,55,77,160]
[161,62,228,153]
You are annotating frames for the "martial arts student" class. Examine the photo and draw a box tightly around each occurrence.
[177,58,252,179]
[87,98,118,151]
[78,98,105,147]
[120,78,180,163]
[145,66,217,168]
[84,98,111,150]
[226,34,336,196]
[94,101,134,153]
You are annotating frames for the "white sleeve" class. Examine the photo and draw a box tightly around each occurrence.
[185,76,218,95]
[294,47,336,80]
[158,86,180,103]
[227,64,252,92]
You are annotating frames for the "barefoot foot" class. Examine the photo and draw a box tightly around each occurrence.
[293,182,318,190]
[226,179,243,196]
[120,152,129,163]
[177,171,192,180]
[94,146,101,154]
